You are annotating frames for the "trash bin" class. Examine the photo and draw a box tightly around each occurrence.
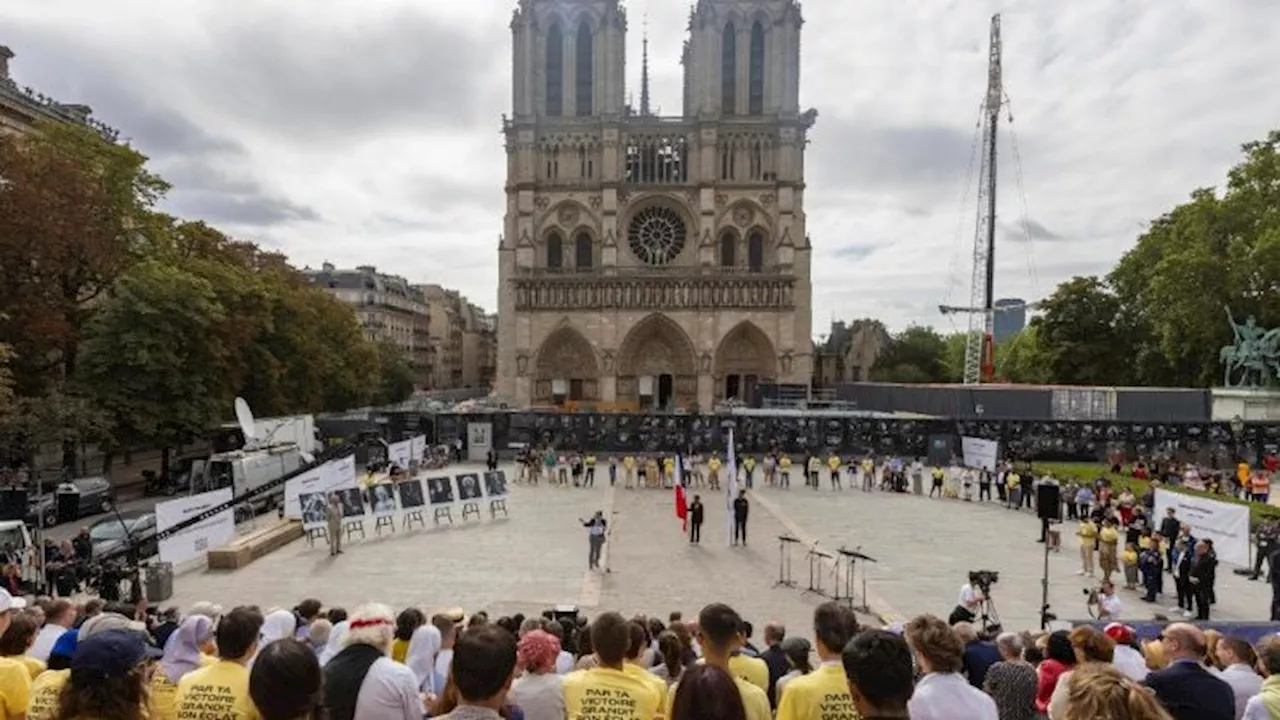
[144,562,174,602]
[55,490,80,525]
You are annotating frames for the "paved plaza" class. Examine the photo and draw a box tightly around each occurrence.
[161,462,1274,635]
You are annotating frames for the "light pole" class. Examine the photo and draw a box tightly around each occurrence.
[1231,415,1246,470]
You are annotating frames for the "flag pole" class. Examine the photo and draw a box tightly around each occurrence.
[725,425,739,547]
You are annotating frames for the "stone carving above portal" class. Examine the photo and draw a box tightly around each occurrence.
[759,193,776,207]
[715,193,729,207]
[535,196,550,210]
[731,204,755,227]
[589,195,602,210]
[514,277,796,311]
[557,204,580,226]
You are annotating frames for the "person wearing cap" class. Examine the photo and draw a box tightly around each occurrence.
[55,628,162,720]
[26,611,144,720]
[175,607,265,720]
[0,588,30,720]
[1103,624,1148,682]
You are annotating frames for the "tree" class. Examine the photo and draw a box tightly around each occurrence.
[1033,276,1129,386]
[371,342,417,406]
[871,325,950,383]
[74,260,230,468]
[0,122,168,395]
[994,326,1050,384]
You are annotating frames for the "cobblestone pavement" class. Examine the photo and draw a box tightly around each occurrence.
[165,463,876,637]
[753,483,1276,631]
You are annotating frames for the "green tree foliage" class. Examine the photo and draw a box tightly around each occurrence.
[371,342,417,406]
[1031,276,1127,385]
[871,325,951,383]
[994,326,1049,384]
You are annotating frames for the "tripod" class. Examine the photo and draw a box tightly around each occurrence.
[1040,518,1061,629]
[804,545,832,596]
[975,591,1002,635]
[774,535,799,587]
[835,546,877,613]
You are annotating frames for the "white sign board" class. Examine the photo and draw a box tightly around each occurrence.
[961,436,999,472]
[284,455,358,519]
[156,489,235,566]
[1153,488,1251,567]
[467,423,493,462]
[388,439,413,470]
[410,435,427,461]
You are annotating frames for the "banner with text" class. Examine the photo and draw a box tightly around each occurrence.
[156,489,235,566]
[410,435,427,461]
[284,455,359,519]
[961,436,999,472]
[388,439,413,470]
[1153,488,1251,567]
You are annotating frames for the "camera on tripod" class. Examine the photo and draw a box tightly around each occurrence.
[969,569,999,592]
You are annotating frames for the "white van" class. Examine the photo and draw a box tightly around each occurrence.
[190,444,306,520]
[0,521,40,585]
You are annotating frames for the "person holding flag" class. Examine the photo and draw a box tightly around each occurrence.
[675,454,704,544]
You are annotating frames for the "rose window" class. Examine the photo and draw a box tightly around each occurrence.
[627,207,687,265]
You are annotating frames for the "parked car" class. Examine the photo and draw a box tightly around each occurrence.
[88,510,158,559]
[26,476,117,527]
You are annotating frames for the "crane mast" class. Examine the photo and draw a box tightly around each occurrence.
[961,14,1003,385]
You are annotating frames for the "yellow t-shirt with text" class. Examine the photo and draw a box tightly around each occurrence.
[562,666,661,720]
[176,659,260,720]
[4,653,44,679]
[26,667,66,720]
[152,657,216,720]
[0,656,30,719]
[669,672,770,720]
[776,663,857,720]
[623,662,667,710]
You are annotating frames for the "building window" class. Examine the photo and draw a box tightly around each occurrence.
[546,24,564,117]
[547,232,564,269]
[749,22,765,115]
[720,144,735,180]
[719,231,737,267]
[721,23,737,115]
[576,22,593,116]
[747,230,764,271]
[545,146,559,179]
[749,140,763,180]
[574,232,593,269]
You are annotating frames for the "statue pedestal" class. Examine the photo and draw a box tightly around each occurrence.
[1211,387,1280,421]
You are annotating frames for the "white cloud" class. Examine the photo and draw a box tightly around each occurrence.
[3,0,1279,333]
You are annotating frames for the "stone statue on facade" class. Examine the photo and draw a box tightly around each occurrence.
[1220,306,1280,387]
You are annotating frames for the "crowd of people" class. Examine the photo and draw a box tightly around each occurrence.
[1,584,1278,720]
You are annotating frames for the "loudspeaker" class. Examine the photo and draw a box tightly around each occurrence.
[0,489,26,522]
[1037,483,1062,521]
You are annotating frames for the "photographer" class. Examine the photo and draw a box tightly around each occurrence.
[1087,580,1122,620]
[949,572,988,625]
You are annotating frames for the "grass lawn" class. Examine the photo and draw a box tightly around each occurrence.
[1032,461,1280,528]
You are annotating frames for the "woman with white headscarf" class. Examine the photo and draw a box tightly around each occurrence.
[152,616,217,720]
[320,621,350,667]
[260,609,298,646]
[404,624,442,694]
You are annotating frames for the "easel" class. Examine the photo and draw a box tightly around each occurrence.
[489,498,508,518]
[774,535,799,587]
[804,545,832,596]
[403,508,426,530]
[343,519,366,542]
[305,527,327,547]
[432,506,453,525]
[461,501,481,521]
[374,514,395,536]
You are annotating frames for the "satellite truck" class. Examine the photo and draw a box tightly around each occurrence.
[188,398,321,521]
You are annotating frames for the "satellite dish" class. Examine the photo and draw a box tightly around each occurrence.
[299,451,315,464]
[234,397,257,443]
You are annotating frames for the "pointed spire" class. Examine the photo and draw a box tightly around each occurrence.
[640,16,652,116]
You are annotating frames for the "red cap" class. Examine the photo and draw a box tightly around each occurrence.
[1103,623,1134,644]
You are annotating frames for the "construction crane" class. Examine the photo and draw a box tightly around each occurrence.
[941,14,1004,386]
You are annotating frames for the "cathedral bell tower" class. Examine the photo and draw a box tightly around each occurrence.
[509,0,626,121]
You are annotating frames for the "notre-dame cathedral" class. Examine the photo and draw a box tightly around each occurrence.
[496,0,815,410]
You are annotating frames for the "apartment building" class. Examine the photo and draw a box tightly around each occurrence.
[0,45,118,139]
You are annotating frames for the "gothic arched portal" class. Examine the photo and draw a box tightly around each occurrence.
[534,326,599,405]
[616,314,698,411]
[714,321,777,403]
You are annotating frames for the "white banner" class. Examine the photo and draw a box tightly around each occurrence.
[156,489,235,566]
[1153,488,1251,567]
[388,440,413,470]
[961,436,999,472]
[284,455,358,519]
[467,423,492,462]
[410,435,427,461]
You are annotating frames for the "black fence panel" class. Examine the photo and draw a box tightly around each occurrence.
[1115,389,1211,422]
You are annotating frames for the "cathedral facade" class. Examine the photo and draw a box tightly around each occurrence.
[496,0,815,410]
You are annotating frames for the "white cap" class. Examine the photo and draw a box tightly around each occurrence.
[0,589,27,612]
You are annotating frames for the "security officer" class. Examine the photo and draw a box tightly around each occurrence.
[1254,519,1279,581]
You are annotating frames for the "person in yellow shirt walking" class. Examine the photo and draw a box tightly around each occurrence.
[669,604,769,720]
[826,453,842,490]
[584,454,597,487]
[778,455,792,489]
[176,607,265,720]
[776,602,860,720]
[563,613,661,720]
[1077,517,1098,577]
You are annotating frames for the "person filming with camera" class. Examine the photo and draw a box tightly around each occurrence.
[1086,579,1122,620]
[950,571,993,626]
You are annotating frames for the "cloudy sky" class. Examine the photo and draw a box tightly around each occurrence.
[3,0,1278,336]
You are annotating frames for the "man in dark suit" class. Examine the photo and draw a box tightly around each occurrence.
[689,495,704,544]
[757,622,789,708]
[1189,540,1218,620]
[1142,623,1234,720]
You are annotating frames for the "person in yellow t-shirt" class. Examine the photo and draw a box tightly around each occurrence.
[743,456,757,489]
[563,612,661,720]
[806,456,821,490]
[669,604,769,720]
[0,589,30,720]
[778,455,792,489]
[1098,518,1120,585]
[152,615,218,720]
[707,455,722,491]
[176,607,264,720]
[623,455,636,489]
[1122,543,1141,590]
[663,457,676,489]
[841,628,915,719]
[584,454,597,487]
[56,628,163,720]
[0,611,46,678]
[1077,518,1098,577]
[827,454,842,490]
[777,601,860,720]
[622,621,667,709]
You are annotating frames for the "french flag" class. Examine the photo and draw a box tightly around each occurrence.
[674,455,688,532]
